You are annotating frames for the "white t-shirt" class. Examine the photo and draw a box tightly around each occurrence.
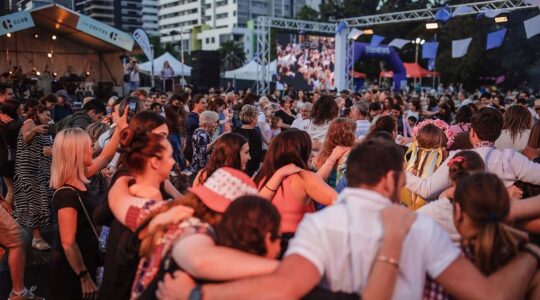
[286,188,460,298]
[97,127,120,171]
[495,129,531,152]
[417,197,460,243]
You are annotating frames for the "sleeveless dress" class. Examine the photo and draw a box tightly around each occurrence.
[13,124,54,228]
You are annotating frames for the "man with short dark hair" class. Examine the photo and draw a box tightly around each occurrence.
[52,99,106,134]
[184,94,207,162]
[157,139,539,300]
[407,107,540,200]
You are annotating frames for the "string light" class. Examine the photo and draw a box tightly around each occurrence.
[47,52,53,58]
[53,72,58,77]
[51,35,57,40]
[36,71,41,76]
[6,33,11,38]
[34,33,39,38]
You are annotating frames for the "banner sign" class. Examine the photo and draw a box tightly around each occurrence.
[0,11,34,36]
[133,29,153,61]
[76,14,134,51]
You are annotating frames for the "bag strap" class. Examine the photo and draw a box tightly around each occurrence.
[54,186,99,241]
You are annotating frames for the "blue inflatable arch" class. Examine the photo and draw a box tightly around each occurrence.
[353,42,407,90]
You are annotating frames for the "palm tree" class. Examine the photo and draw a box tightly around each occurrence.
[220,40,246,71]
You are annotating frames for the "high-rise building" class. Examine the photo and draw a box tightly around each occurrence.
[142,0,159,36]
[74,0,157,35]
[159,0,314,59]
[17,0,74,11]
[74,0,115,26]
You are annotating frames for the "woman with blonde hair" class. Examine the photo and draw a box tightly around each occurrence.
[314,118,355,188]
[49,108,127,300]
[233,104,263,176]
[160,60,175,92]
[495,105,532,152]
[190,110,219,174]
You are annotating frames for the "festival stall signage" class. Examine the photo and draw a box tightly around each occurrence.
[0,11,34,36]
[76,14,134,51]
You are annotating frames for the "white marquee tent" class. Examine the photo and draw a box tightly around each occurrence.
[139,52,192,77]
[224,60,277,81]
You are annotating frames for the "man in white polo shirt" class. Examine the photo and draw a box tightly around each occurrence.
[157,139,538,300]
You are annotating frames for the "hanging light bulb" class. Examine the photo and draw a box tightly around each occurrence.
[47,52,53,58]
[53,72,58,77]
[51,35,57,40]
[36,71,41,76]
[34,33,39,38]
[6,33,12,38]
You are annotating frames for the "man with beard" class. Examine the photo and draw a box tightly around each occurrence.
[159,138,539,300]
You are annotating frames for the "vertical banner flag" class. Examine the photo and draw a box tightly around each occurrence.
[524,14,540,39]
[336,21,347,34]
[370,35,385,47]
[422,42,439,59]
[388,38,410,49]
[133,29,154,61]
[452,37,472,58]
[486,28,507,50]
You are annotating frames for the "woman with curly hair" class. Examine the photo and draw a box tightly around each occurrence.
[297,95,339,154]
[314,118,356,188]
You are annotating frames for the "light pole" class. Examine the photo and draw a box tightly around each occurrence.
[411,37,425,87]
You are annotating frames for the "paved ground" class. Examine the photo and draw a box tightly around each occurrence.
[0,225,57,300]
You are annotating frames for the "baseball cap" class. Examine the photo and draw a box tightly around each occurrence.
[189,167,258,213]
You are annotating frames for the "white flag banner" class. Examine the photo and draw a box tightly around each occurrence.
[452,5,475,17]
[524,14,540,39]
[388,38,410,49]
[348,28,363,40]
[133,29,153,61]
[452,37,472,58]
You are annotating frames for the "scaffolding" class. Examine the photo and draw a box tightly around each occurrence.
[255,0,537,94]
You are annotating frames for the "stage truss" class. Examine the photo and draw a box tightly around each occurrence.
[255,0,536,94]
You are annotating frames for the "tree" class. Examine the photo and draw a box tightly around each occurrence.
[297,5,319,21]
[220,40,246,71]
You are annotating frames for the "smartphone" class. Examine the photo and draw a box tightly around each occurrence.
[128,99,137,121]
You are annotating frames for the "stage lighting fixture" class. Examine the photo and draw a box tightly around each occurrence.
[495,16,508,23]
[51,35,57,40]
[426,23,439,30]
[47,53,53,58]
[363,29,374,35]
[34,34,39,38]
[6,33,12,38]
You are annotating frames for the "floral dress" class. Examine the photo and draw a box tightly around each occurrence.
[190,128,211,174]
[130,217,214,299]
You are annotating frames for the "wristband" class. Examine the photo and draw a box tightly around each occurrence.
[264,185,278,192]
[189,284,203,300]
[375,255,399,268]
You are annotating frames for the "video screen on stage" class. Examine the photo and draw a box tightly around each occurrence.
[276,33,335,91]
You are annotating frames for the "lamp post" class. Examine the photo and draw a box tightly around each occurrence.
[411,37,425,87]
[170,30,180,91]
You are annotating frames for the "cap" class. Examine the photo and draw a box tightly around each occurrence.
[189,167,258,213]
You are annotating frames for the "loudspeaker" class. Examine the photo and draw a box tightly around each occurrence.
[191,50,220,92]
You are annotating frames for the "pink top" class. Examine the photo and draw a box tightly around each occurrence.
[449,123,470,135]
[261,176,315,233]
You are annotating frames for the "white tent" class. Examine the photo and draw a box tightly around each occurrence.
[139,52,192,76]
[224,60,277,81]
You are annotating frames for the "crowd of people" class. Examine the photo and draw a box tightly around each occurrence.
[1,80,540,300]
[277,36,336,91]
